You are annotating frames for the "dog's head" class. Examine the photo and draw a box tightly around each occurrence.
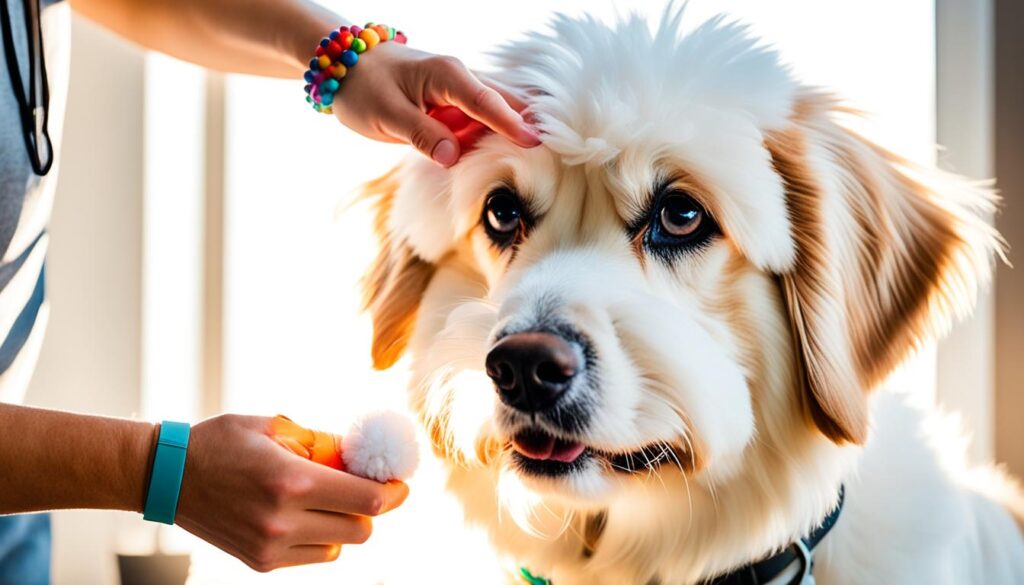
[361,9,999,517]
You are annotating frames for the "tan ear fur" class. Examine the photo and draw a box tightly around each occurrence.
[767,93,1002,444]
[361,169,437,370]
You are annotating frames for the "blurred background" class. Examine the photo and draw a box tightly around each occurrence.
[20,0,1023,583]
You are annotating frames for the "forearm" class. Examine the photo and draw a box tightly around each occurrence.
[0,404,156,514]
[70,0,343,78]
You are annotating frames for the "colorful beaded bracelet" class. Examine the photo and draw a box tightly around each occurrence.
[303,23,407,114]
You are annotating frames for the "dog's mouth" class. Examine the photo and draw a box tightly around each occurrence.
[509,427,682,477]
[513,427,588,463]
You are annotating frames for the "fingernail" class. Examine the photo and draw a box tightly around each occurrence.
[522,127,542,147]
[431,139,458,167]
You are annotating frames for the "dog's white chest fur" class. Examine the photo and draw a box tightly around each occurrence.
[817,392,1024,585]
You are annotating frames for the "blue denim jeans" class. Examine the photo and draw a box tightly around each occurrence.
[0,514,51,585]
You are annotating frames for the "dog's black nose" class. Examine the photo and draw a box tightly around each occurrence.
[485,332,580,412]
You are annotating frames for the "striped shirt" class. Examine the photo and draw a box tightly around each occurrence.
[0,0,69,405]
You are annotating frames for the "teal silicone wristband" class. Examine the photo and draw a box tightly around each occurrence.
[143,421,191,525]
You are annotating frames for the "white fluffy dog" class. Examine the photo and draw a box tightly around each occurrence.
[360,7,1024,584]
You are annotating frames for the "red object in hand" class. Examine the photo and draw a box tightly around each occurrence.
[428,105,492,154]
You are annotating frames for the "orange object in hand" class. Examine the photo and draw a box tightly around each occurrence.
[269,415,344,471]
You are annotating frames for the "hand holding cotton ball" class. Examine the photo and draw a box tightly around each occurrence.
[270,411,419,482]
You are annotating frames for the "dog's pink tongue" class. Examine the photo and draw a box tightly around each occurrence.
[549,441,586,463]
[513,430,585,463]
[513,429,555,460]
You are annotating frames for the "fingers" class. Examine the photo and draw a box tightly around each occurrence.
[293,510,374,545]
[427,57,540,148]
[245,544,342,573]
[302,462,410,516]
[276,545,342,570]
[479,75,530,113]
[269,418,408,517]
[384,100,462,167]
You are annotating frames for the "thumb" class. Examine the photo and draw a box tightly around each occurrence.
[389,102,462,167]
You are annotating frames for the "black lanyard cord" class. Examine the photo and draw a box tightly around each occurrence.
[1,0,53,176]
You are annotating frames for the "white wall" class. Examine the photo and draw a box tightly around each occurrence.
[935,0,995,463]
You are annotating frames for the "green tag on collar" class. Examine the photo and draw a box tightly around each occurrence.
[519,567,552,585]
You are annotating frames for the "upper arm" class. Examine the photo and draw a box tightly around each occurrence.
[69,0,150,44]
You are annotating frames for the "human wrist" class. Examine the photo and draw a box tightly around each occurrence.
[283,3,349,72]
[302,22,407,114]
[119,420,160,513]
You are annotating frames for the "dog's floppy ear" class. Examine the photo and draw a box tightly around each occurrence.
[361,106,496,368]
[766,93,1001,445]
[360,166,439,370]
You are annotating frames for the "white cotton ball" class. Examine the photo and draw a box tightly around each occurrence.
[342,411,420,482]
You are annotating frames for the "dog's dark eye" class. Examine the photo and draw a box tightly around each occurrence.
[483,188,527,248]
[658,195,705,237]
[640,191,719,259]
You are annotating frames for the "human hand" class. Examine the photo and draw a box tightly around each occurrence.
[333,41,540,166]
[174,414,408,572]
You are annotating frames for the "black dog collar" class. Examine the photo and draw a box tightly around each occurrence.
[704,486,845,585]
